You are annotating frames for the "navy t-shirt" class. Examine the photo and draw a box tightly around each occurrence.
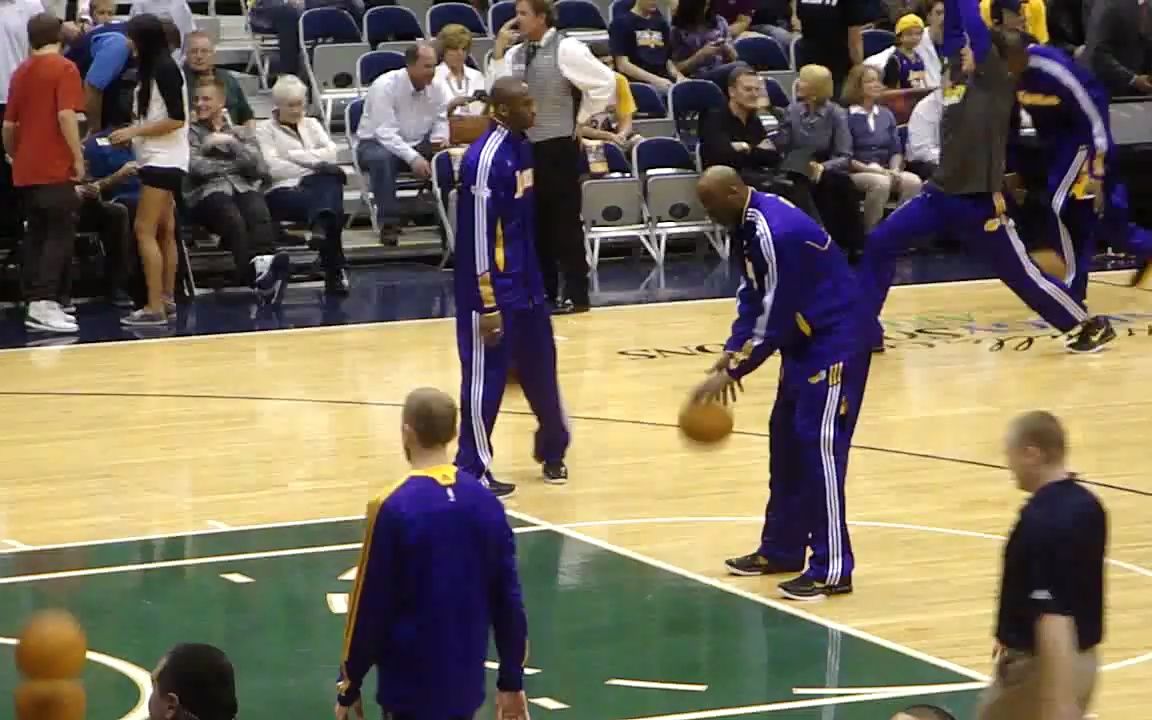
[609,12,673,79]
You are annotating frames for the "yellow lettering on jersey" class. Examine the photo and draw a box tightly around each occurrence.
[494,220,506,271]
[808,370,827,384]
[1016,91,1062,107]
[795,312,812,336]
[984,217,1003,232]
[514,169,534,198]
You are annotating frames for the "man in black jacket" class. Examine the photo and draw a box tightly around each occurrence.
[1082,0,1152,96]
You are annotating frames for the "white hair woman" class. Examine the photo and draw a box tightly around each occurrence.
[254,74,349,294]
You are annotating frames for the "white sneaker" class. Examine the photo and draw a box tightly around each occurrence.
[26,300,78,334]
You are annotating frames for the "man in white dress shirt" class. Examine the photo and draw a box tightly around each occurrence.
[356,42,448,245]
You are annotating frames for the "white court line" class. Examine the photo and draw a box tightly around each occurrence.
[0,269,1137,356]
[617,687,972,720]
[219,572,254,584]
[606,679,709,692]
[792,681,986,696]
[529,697,570,710]
[1,539,29,549]
[206,520,231,530]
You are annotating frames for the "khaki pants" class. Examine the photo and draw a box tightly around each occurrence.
[976,648,1098,720]
[851,171,922,231]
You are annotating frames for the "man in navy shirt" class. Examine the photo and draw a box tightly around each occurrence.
[980,411,1106,720]
[609,0,684,92]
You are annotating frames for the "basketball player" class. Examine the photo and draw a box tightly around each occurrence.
[690,166,874,600]
[857,0,1116,353]
[889,706,956,720]
[336,388,529,720]
[1013,43,1152,301]
[454,76,571,498]
[979,411,1105,720]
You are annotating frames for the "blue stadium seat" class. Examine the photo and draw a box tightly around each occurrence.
[632,137,728,259]
[609,0,633,17]
[427,2,487,36]
[603,142,632,174]
[300,8,365,128]
[862,28,895,57]
[363,6,425,47]
[735,36,789,71]
[300,7,362,46]
[357,50,406,89]
[763,76,789,108]
[630,82,667,118]
[669,79,725,148]
[488,0,515,32]
[555,0,607,30]
[581,141,650,267]
[633,136,695,175]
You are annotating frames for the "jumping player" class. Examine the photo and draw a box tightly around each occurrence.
[453,77,571,498]
[691,166,874,601]
[858,0,1116,353]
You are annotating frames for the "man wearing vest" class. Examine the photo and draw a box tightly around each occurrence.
[490,0,616,313]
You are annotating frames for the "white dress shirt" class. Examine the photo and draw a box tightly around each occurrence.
[487,28,617,121]
[357,68,449,165]
[434,62,487,116]
[906,89,942,165]
[0,0,44,104]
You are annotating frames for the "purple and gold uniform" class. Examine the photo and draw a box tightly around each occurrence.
[453,122,570,481]
[726,190,873,586]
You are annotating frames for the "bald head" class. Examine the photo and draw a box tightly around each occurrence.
[1009,411,1066,463]
[697,166,748,226]
[491,77,528,107]
[491,77,536,132]
[889,706,956,720]
[402,387,458,450]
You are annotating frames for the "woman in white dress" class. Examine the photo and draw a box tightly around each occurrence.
[433,24,488,116]
[109,13,188,326]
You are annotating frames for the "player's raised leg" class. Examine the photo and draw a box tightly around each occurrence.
[778,354,871,601]
[509,304,571,484]
[455,311,515,497]
[858,191,942,318]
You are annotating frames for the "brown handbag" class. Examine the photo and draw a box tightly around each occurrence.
[449,115,490,146]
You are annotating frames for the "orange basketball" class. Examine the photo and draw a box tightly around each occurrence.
[14,680,86,720]
[16,610,87,680]
[678,401,734,444]
[1030,249,1068,279]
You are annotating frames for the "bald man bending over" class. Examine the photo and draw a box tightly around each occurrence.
[689,167,877,600]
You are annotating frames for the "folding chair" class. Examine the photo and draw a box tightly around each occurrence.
[862,28,895,57]
[763,75,789,109]
[555,0,606,30]
[488,0,515,33]
[669,79,724,149]
[300,8,365,128]
[363,5,425,52]
[581,143,653,267]
[629,82,667,118]
[426,2,486,36]
[242,0,279,89]
[632,137,727,259]
[432,149,462,266]
[345,97,378,229]
[356,49,406,90]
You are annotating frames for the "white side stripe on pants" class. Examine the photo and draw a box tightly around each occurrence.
[1051,145,1089,285]
[820,375,844,585]
[1003,217,1089,323]
[469,311,493,471]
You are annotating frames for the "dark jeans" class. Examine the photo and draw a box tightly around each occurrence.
[356,138,435,226]
[269,3,304,78]
[0,104,22,243]
[192,191,276,285]
[22,184,80,302]
[532,136,588,306]
[77,196,136,296]
[266,173,346,271]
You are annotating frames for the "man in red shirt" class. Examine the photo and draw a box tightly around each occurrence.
[2,12,87,333]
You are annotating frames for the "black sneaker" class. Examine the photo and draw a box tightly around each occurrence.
[778,574,853,601]
[325,268,350,296]
[542,461,568,485]
[724,553,803,577]
[551,299,576,315]
[1066,316,1116,354]
[484,475,517,499]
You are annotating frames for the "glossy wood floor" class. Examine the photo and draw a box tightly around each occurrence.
[2,274,1151,717]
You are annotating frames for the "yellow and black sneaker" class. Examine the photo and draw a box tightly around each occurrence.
[724,553,803,577]
[778,574,853,601]
[1066,316,1116,354]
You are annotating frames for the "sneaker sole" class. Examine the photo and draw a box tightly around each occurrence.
[25,319,77,334]
[725,564,769,577]
[779,585,853,602]
[542,476,568,486]
[120,318,168,327]
[1066,330,1117,354]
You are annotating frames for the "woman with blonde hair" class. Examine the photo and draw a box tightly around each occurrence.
[775,64,864,257]
[841,63,921,231]
[434,24,487,116]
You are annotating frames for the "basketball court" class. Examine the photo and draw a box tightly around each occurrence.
[0,272,1150,719]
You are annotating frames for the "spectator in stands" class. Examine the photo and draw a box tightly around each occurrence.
[794,0,867,95]
[356,43,448,245]
[147,643,238,720]
[79,134,140,306]
[669,0,744,86]
[131,0,196,50]
[920,0,945,87]
[841,64,921,231]
[580,43,639,150]
[255,0,365,81]
[70,15,135,131]
[0,0,43,243]
[88,0,116,27]
[749,0,799,49]
[610,0,684,93]
[905,88,942,178]
[883,14,928,89]
[257,75,349,295]
[1084,0,1152,96]
[434,24,487,116]
[183,31,256,126]
[188,76,293,304]
[981,0,1047,44]
[775,64,864,257]
[109,13,188,327]
[3,12,86,333]
[1048,0,1088,55]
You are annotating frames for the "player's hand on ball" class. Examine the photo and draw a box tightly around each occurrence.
[496,690,531,720]
[479,311,503,346]
[691,372,742,405]
[708,351,735,375]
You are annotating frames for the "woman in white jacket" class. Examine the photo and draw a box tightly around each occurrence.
[256,75,349,295]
